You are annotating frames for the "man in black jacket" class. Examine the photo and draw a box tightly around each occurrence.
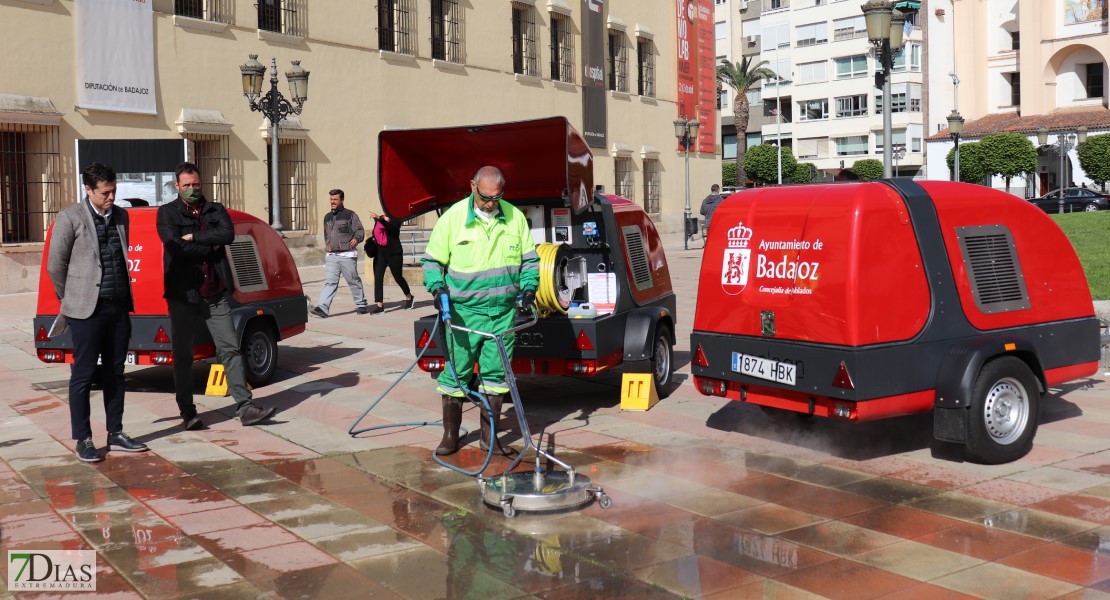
[156,162,277,430]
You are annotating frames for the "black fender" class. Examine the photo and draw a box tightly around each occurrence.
[622,306,676,372]
[230,306,279,345]
[933,337,1043,443]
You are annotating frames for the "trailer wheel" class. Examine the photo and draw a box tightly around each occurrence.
[651,325,674,398]
[965,357,1039,464]
[242,321,278,387]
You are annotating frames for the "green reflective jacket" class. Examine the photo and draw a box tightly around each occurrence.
[422,195,539,314]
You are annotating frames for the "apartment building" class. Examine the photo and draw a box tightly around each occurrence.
[716,0,924,181]
[926,0,1110,195]
[0,0,716,293]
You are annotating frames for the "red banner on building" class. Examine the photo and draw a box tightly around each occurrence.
[675,0,716,154]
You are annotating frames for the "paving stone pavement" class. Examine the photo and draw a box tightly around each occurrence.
[0,230,1109,599]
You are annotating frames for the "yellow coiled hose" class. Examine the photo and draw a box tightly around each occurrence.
[534,242,573,316]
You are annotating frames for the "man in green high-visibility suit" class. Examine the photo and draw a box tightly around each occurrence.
[422,166,540,456]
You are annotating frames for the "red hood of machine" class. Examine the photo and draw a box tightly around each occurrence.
[377,116,594,220]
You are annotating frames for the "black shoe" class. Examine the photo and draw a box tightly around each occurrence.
[356,306,369,314]
[311,306,328,318]
[107,432,149,453]
[183,416,206,431]
[239,404,277,426]
[404,296,416,310]
[368,305,384,315]
[76,438,102,463]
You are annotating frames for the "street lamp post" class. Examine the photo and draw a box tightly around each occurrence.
[673,116,700,251]
[947,110,964,181]
[240,55,310,231]
[861,1,906,179]
[1037,126,1087,214]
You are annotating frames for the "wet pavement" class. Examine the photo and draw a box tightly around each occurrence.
[2,231,1110,598]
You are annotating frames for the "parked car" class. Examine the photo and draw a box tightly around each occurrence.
[1029,187,1109,213]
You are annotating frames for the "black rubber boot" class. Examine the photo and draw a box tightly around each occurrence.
[436,395,462,456]
[479,394,510,455]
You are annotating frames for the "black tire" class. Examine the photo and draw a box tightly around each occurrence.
[651,325,674,398]
[965,357,1039,464]
[241,320,278,387]
[1084,203,1100,212]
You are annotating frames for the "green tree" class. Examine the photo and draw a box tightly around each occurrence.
[717,57,775,188]
[979,132,1037,193]
[945,141,991,184]
[1078,133,1110,191]
[744,144,798,186]
[788,162,815,184]
[852,159,884,181]
[722,162,738,187]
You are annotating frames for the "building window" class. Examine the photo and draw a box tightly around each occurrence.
[175,0,230,22]
[266,139,308,231]
[608,30,628,93]
[637,37,655,97]
[549,12,574,82]
[719,88,729,110]
[722,133,737,159]
[746,87,761,104]
[186,135,232,210]
[258,0,302,35]
[835,135,868,156]
[892,43,921,72]
[0,124,61,244]
[795,22,828,47]
[715,21,727,41]
[798,98,828,121]
[768,58,792,84]
[795,137,828,159]
[833,15,866,41]
[835,54,867,79]
[642,158,660,214]
[763,0,789,12]
[378,0,416,54]
[1010,31,1020,51]
[875,82,921,113]
[432,0,462,62]
[1008,72,1021,107]
[874,129,907,154]
[796,60,827,85]
[1086,63,1104,99]
[512,3,539,76]
[614,157,634,200]
[835,94,867,117]
[760,23,790,51]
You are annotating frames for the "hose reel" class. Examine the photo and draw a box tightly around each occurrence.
[535,243,586,317]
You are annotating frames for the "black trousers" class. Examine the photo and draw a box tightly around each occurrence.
[68,298,131,440]
[373,251,411,303]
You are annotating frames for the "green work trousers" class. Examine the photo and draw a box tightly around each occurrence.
[436,305,516,397]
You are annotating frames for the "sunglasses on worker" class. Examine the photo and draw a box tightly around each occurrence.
[475,190,502,203]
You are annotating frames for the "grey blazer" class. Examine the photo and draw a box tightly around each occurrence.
[46,200,132,320]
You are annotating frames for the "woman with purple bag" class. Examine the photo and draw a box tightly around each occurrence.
[366,209,415,314]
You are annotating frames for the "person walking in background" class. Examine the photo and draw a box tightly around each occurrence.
[699,184,725,237]
[366,209,415,314]
[157,162,277,429]
[312,189,369,317]
[47,162,148,462]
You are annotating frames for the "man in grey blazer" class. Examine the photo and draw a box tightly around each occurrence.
[47,162,149,462]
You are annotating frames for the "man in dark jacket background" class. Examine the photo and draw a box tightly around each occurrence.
[311,189,368,317]
[156,162,277,429]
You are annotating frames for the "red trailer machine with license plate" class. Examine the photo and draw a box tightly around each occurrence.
[691,179,1100,464]
[34,208,308,386]
[380,117,678,395]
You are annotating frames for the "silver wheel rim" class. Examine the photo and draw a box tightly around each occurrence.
[247,332,272,374]
[983,376,1029,445]
[653,335,671,386]
[1086,204,1100,212]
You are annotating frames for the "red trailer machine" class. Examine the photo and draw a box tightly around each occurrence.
[34,208,308,386]
[691,180,1100,464]
[381,117,678,394]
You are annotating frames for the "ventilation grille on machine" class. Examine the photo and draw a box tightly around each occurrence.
[956,225,1030,313]
[226,235,269,293]
[621,225,653,291]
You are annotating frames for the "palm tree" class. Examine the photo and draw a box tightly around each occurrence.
[717,57,775,187]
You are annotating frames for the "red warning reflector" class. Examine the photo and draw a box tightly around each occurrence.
[154,325,171,344]
[576,330,595,351]
[832,360,855,389]
[36,325,50,342]
[693,344,708,368]
[417,330,436,349]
